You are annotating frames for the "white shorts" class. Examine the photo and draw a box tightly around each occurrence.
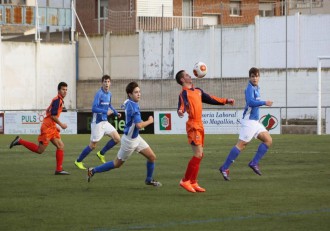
[90,121,117,142]
[238,119,267,142]
[117,134,149,161]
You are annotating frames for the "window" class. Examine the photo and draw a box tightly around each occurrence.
[182,0,192,29]
[137,0,173,17]
[203,14,219,26]
[0,0,12,3]
[0,0,26,4]
[259,3,275,17]
[230,1,241,16]
[95,0,108,19]
[290,0,323,9]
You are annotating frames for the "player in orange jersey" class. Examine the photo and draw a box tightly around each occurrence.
[9,82,70,175]
[176,70,235,193]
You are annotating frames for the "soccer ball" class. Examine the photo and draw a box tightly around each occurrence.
[193,62,207,78]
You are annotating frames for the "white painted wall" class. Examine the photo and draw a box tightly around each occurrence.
[78,14,330,80]
[110,34,139,79]
[0,42,76,110]
[140,14,330,79]
[260,69,330,119]
[78,35,104,80]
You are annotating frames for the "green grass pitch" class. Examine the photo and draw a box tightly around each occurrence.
[0,134,329,231]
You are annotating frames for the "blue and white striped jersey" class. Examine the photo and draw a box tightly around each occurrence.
[91,87,118,124]
[121,99,142,139]
[242,81,266,121]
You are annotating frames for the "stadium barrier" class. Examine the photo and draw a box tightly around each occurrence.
[1,109,281,135]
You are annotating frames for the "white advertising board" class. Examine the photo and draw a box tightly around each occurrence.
[154,108,280,135]
[4,111,77,135]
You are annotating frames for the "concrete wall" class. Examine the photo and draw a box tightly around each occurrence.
[0,42,76,110]
[78,13,330,80]
[76,68,330,121]
[78,33,139,80]
[1,13,330,122]
[110,34,139,79]
[78,35,106,80]
[74,13,330,121]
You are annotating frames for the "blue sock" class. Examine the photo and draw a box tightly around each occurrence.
[221,146,241,170]
[94,161,115,173]
[251,143,268,164]
[77,146,92,162]
[100,139,117,155]
[145,161,155,182]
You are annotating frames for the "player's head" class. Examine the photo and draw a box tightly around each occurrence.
[249,67,259,78]
[57,82,68,98]
[249,67,260,86]
[175,70,185,85]
[126,81,139,95]
[102,75,111,91]
[176,70,192,86]
[126,81,140,102]
[57,82,67,91]
[102,75,111,82]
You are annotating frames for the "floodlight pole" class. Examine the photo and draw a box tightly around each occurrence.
[161,4,164,108]
[317,58,321,135]
[71,0,76,43]
[317,56,330,135]
[35,0,41,42]
[97,0,100,34]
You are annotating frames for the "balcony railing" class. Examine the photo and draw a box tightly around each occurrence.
[107,10,205,35]
[137,16,204,31]
[0,4,72,28]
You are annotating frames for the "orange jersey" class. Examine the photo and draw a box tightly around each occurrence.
[42,94,64,128]
[178,85,227,146]
[178,85,227,122]
[37,94,64,146]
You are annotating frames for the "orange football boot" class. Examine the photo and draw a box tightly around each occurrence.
[191,182,206,192]
[180,179,196,193]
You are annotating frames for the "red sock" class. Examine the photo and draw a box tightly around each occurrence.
[183,156,201,182]
[19,139,39,153]
[56,149,64,172]
[190,156,202,184]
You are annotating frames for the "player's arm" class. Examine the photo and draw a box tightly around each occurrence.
[91,92,108,114]
[245,87,266,107]
[108,104,120,117]
[50,99,67,129]
[130,107,152,129]
[177,91,187,117]
[51,115,67,129]
[136,116,153,129]
[199,88,234,106]
[265,101,273,107]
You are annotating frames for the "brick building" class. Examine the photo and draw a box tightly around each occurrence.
[1,0,329,37]
[75,0,283,35]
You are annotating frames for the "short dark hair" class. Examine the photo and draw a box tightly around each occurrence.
[126,81,139,95]
[175,70,185,85]
[249,67,259,77]
[57,82,67,91]
[102,75,111,82]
